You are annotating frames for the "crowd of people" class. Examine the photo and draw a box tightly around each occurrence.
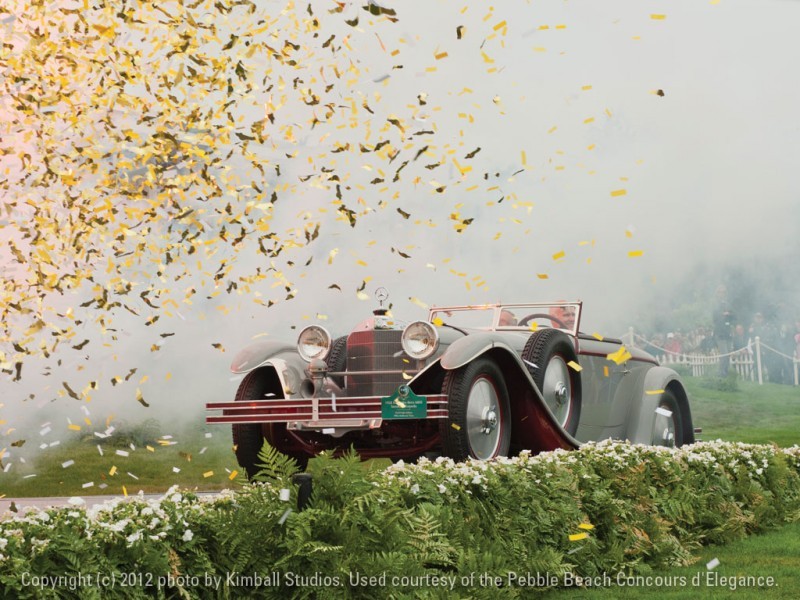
[635,286,800,385]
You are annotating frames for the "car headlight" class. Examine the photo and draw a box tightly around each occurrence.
[401,321,439,360]
[297,325,332,362]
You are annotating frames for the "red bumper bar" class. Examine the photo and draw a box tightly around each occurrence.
[206,395,449,425]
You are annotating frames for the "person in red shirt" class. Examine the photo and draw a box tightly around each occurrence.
[664,332,682,356]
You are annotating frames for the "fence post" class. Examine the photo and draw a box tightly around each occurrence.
[755,336,763,385]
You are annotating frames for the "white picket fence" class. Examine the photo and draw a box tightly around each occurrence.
[624,331,800,386]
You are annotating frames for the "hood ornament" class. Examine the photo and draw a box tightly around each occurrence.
[374,287,389,316]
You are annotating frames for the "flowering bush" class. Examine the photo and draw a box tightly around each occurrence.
[1,441,798,598]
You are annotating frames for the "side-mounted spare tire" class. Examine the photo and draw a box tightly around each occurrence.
[326,335,348,388]
[521,328,582,436]
[231,368,308,479]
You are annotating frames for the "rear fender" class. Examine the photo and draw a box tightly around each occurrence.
[625,367,694,444]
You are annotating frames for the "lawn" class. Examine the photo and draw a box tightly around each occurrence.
[0,419,237,498]
[683,377,800,448]
[544,522,800,600]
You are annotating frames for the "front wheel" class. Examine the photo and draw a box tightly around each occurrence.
[231,369,308,479]
[440,357,511,461]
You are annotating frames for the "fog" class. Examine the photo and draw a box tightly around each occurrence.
[2,0,799,465]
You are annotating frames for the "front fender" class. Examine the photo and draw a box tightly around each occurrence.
[230,340,297,374]
[439,332,521,370]
[415,333,580,452]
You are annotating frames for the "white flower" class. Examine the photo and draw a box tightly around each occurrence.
[126,531,142,545]
[410,484,420,494]
[437,484,446,494]
[0,538,7,551]
[182,529,194,542]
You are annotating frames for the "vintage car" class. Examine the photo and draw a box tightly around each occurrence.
[207,291,695,477]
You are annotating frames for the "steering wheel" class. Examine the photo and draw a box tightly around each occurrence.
[518,312,568,329]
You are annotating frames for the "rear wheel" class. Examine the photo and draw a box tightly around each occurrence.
[652,389,684,447]
[521,329,582,435]
[231,369,308,479]
[441,357,511,461]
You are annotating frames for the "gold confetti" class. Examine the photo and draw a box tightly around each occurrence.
[409,297,429,309]
[650,14,667,20]
[610,189,627,197]
[578,523,595,530]
[628,250,644,258]
[229,470,239,480]
[567,361,582,372]
[537,273,549,280]
[603,366,609,377]
[646,389,665,395]
[451,423,461,431]
[569,532,589,541]
[607,347,632,365]
[203,471,214,478]
[109,466,117,476]
[552,250,565,261]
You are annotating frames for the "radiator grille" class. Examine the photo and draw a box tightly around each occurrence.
[346,330,407,396]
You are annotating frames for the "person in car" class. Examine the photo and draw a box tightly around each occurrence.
[549,305,576,330]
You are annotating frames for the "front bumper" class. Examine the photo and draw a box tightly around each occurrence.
[206,393,448,431]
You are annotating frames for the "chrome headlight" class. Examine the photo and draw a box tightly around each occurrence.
[401,321,439,360]
[297,325,332,362]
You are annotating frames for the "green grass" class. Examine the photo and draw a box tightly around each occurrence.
[685,377,800,447]
[543,522,800,599]
[0,420,237,497]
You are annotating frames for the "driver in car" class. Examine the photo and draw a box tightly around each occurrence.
[549,305,576,330]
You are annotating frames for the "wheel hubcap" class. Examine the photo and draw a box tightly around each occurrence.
[481,407,498,434]
[543,356,572,427]
[654,405,676,447]
[465,377,502,459]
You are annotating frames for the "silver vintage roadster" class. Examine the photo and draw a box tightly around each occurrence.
[207,291,694,477]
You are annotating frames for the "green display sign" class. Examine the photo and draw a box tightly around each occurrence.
[381,386,428,419]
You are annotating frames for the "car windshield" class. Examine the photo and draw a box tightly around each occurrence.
[429,303,581,334]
